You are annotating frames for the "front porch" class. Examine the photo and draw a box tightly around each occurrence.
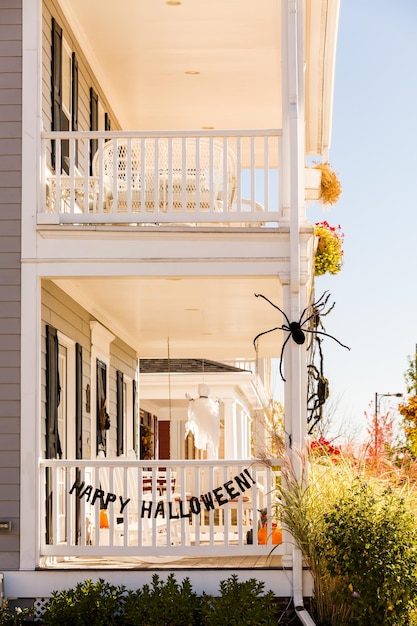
[2,457,315,609]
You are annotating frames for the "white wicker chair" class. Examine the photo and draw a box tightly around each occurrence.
[91,137,237,214]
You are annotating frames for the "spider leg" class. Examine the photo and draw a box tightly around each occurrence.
[253,326,284,350]
[308,414,321,434]
[320,300,336,319]
[300,294,332,327]
[278,333,292,382]
[312,291,330,309]
[307,364,319,379]
[254,293,291,326]
[303,328,350,350]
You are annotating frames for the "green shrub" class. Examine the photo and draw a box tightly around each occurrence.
[317,478,417,626]
[41,578,125,626]
[39,574,280,626]
[200,574,277,626]
[122,573,200,626]
[0,600,34,626]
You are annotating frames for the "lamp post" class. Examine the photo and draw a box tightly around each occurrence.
[374,392,403,455]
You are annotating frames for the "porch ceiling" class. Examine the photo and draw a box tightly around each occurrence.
[52,275,284,360]
[59,0,339,156]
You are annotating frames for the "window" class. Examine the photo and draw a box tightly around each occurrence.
[90,89,112,173]
[51,18,79,172]
[90,321,114,458]
[90,87,99,174]
[116,371,135,456]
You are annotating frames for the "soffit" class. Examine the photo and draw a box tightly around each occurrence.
[58,0,339,155]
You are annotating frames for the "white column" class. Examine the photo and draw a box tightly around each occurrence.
[20,0,42,571]
[223,399,237,459]
[280,0,308,479]
[236,404,243,458]
[241,409,251,458]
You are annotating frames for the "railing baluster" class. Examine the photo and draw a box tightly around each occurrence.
[264,136,269,212]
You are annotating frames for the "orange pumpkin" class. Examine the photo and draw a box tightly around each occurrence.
[100,509,109,529]
[257,525,282,545]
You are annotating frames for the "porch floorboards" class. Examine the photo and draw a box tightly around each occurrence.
[40,554,284,570]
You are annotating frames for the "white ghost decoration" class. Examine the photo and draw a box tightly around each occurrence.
[185,384,220,459]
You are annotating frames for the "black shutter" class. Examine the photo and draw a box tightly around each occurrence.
[45,323,62,545]
[75,343,83,459]
[46,324,62,459]
[132,379,137,455]
[105,112,111,131]
[116,371,124,456]
[90,87,99,174]
[51,18,63,170]
[71,52,79,168]
[96,359,107,455]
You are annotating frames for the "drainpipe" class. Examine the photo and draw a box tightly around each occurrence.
[293,547,316,625]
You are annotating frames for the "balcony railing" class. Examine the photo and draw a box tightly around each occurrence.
[39,131,282,226]
[40,458,283,561]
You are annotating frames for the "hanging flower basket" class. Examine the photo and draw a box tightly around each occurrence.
[314,162,342,205]
[305,163,342,205]
[314,221,344,276]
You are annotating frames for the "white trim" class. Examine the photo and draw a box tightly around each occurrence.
[124,374,134,453]
[20,0,43,570]
[57,332,76,459]
[61,39,73,120]
[90,322,114,457]
[90,321,115,353]
[20,266,41,570]
[4,568,313,600]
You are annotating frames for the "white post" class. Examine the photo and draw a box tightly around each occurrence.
[281,3,314,620]
[281,0,308,471]
[223,399,237,459]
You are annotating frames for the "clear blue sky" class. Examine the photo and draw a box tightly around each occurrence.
[276,1,417,442]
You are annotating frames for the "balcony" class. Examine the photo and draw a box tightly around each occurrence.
[39,130,283,227]
[40,458,283,565]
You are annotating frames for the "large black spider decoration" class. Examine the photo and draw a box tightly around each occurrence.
[253,291,350,382]
[307,336,329,434]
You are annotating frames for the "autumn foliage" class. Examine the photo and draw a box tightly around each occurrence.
[399,395,417,457]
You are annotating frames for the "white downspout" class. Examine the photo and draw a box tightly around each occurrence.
[293,547,316,625]
[282,0,316,623]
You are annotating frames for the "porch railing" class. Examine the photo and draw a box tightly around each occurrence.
[40,458,284,560]
[39,131,282,226]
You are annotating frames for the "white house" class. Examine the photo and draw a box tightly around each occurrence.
[0,0,340,620]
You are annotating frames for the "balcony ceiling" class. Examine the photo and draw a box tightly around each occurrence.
[60,0,339,154]
[52,274,285,361]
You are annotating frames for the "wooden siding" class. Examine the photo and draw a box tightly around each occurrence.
[0,0,22,570]
[41,280,138,460]
[107,338,138,457]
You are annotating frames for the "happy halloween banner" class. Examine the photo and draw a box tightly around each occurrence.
[69,468,256,520]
